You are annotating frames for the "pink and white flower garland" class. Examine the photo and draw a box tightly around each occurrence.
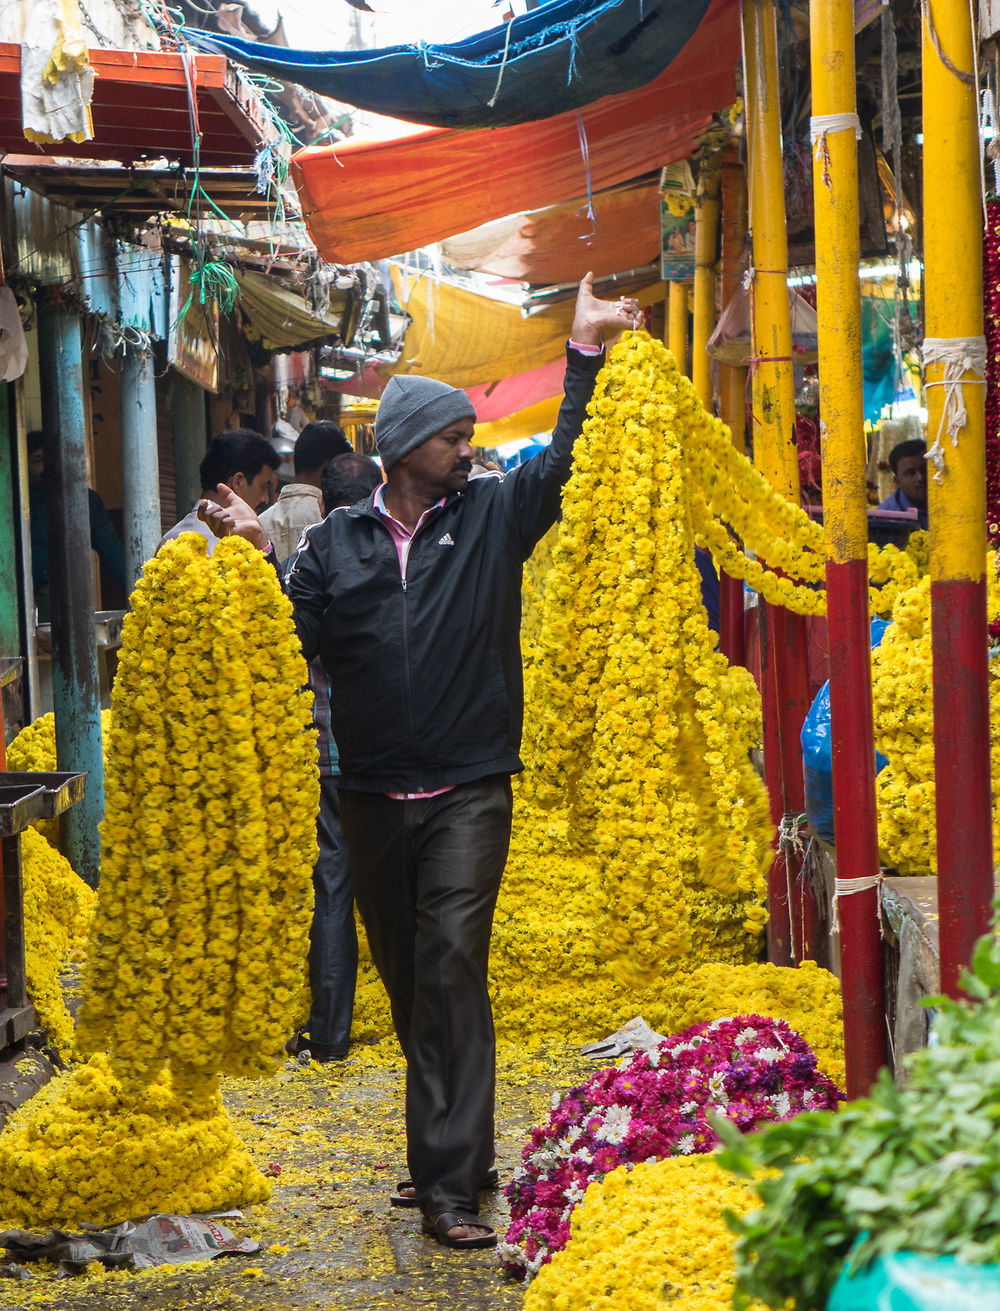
[499,1014,843,1279]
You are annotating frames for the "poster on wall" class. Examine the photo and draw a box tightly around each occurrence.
[659,201,696,282]
[168,258,220,393]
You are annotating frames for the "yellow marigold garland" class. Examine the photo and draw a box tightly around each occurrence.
[680,383,928,617]
[76,535,318,1092]
[872,563,1000,876]
[522,1154,764,1311]
[522,333,771,982]
[21,827,96,1052]
[0,1055,270,1228]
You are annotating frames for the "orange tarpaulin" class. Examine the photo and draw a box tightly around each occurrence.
[292,0,739,265]
[441,178,661,285]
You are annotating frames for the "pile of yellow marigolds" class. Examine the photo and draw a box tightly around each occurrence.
[0,535,318,1229]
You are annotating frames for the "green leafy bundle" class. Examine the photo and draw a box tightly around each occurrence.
[716,927,1000,1310]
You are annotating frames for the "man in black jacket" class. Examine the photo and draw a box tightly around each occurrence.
[199,274,639,1250]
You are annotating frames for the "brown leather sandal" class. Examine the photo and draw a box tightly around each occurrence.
[389,1167,499,1208]
[420,1210,497,1250]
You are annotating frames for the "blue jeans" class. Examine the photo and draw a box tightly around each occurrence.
[306,774,358,1057]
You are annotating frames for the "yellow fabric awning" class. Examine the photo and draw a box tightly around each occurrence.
[474,396,564,450]
[236,270,348,353]
[387,269,665,391]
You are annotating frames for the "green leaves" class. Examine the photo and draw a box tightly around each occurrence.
[719,922,1000,1309]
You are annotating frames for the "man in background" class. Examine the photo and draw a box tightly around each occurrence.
[27,429,128,620]
[287,451,383,1064]
[878,438,928,530]
[260,421,353,561]
[159,429,280,554]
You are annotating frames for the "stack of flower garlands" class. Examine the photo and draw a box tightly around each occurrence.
[520,331,773,984]
[871,567,1000,876]
[500,1013,843,1280]
[0,534,319,1229]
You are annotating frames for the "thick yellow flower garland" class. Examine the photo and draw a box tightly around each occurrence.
[75,535,318,1092]
[522,1155,764,1311]
[0,1055,269,1228]
[521,333,771,983]
[872,565,1000,876]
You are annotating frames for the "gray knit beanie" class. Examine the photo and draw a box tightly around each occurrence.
[375,375,476,469]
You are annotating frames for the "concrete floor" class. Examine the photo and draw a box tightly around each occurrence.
[0,1045,591,1311]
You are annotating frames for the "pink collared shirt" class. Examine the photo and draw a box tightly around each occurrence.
[374,484,454,800]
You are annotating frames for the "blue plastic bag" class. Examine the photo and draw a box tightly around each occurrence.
[801,619,890,843]
[827,1251,1000,1310]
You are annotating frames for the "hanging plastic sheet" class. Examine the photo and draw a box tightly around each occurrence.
[183,0,714,130]
[291,0,739,265]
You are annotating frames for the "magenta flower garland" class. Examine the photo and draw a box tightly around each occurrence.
[499,1014,844,1279]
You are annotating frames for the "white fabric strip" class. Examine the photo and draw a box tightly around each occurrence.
[829,874,883,936]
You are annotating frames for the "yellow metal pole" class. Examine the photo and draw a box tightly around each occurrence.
[742,0,812,966]
[668,281,689,375]
[922,0,992,995]
[719,145,748,456]
[719,145,749,666]
[692,163,722,407]
[810,0,887,1095]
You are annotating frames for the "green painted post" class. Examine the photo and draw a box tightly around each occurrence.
[37,301,104,887]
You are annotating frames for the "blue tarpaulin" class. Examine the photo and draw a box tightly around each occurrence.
[183,0,713,130]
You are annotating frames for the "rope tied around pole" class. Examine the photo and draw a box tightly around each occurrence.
[780,813,809,961]
[809,112,862,190]
[922,0,977,86]
[830,873,883,936]
[921,336,987,480]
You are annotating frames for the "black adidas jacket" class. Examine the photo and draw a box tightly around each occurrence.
[285,344,604,793]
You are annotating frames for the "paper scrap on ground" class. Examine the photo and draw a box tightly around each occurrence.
[580,1016,666,1059]
[0,1212,259,1273]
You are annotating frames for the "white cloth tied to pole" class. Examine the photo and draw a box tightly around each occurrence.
[809,113,862,189]
[830,874,883,936]
[809,112,862,149]
[921,335,987,481]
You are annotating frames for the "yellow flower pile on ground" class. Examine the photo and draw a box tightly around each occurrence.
[872,566,1000,876]
[76,534,319,1093]
[0,1055,269,1228]
[664,959,845,1088]
[6,708,112,845]
[521,332,772,983]
[21,827,95,1051]
[522,1154,764,1311]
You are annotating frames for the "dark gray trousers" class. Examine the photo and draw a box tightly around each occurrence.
[307,775,358,1058]
[338,776,513,1218]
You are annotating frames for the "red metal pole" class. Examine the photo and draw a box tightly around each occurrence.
[922,0,993,998]
[932,584,992,995]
